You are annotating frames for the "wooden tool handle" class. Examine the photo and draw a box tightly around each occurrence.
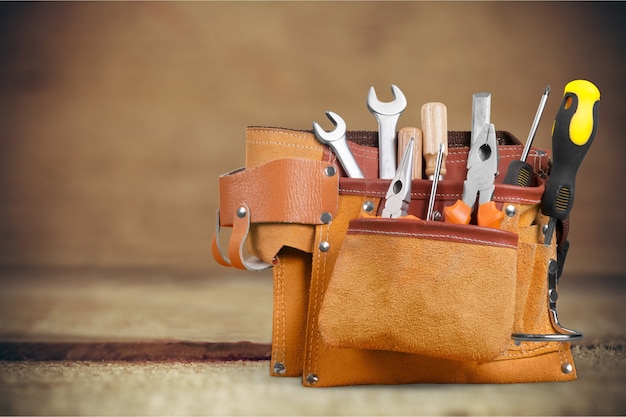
[397,127,423,180]
[421,102,448,179]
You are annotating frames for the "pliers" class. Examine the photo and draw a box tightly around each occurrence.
[381,138,416,218]
[443,123,504,228]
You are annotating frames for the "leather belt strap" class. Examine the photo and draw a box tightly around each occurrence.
[218,158,339,227]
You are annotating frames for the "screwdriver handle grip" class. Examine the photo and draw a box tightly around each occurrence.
[541,80,600,220]
[421,102,448,179]
[503,160,533,187]
[398,127,423,180]
[503,86,550,187]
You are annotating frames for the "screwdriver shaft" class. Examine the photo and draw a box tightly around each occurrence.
[426,142,445,221]
[521,86,550,162]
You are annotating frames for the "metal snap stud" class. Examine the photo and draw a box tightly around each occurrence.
[273,362,286,375]
[324,166,336,177]
[318,241,330,252]
[236,206,247,218]
[362,200,375,213]
[505,205,516,217]
[306,373,319,384]
[320,212,332,224]
[561,363,573,374]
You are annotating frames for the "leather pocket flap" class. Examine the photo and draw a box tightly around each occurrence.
[319,218,518,363]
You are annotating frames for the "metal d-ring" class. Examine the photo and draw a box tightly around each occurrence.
[213,208,231,267]
[511,259,583,343]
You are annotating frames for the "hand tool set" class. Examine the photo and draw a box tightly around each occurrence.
[212,80,601,387]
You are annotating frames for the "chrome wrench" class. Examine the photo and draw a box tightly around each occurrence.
[367,84,407,179]
[312,111,364,179]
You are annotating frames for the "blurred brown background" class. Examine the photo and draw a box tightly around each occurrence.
[1,1,625,276]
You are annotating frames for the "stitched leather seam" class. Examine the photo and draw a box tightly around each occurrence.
[339,189,386,197]
[349,229,518,249]
[271,255,281,364]
[306,226,324,376]
[558,343,568,373]
[247,129,314,141]
[352,152,378,161]
[358,147,378,154]
[499,342,555,358]
[352,146,378,154]
[496,197,540,204]
[338,189,538,204]
[279,257,286,365]
[247,139,320,152]
[313,225,330,376]
[339,188,465,199]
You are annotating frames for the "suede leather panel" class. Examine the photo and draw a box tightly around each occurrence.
[303,194,576,387]
[245,128,326,168]
[248,224,315,263]
[318,219,518,362]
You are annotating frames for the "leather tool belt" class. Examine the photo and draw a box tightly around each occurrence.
[211,127,581,387]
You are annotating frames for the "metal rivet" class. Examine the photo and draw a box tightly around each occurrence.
[549,288,559,303]
[542,224,549,235]
[306,373,319,384]
[561,363,573,374]
[324,166,336,177]
[432,211,442,221]
[514,339,521,346]
[318,241,330,252]
[505,205,516,217]
[320,212,332,224]
[236,206,247,218]
[362,200,375,213]
[273,362,286,375]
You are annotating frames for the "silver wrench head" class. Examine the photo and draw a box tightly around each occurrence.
[312,111,347,144]
[367,84,408,116]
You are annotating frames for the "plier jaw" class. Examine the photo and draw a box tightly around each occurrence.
[381,138,415,218]
[462,123,499,208]
[444,122,504,229]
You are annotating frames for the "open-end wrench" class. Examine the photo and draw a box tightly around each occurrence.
[312,111,364,179]
[367,84,408,179]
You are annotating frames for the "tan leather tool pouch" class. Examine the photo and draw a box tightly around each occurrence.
[318,218,518,362]
[212,127,580,387]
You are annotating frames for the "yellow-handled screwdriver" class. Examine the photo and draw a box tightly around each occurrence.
[542,79,600,245]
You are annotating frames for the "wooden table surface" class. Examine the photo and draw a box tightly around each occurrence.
[0,267,625,415]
